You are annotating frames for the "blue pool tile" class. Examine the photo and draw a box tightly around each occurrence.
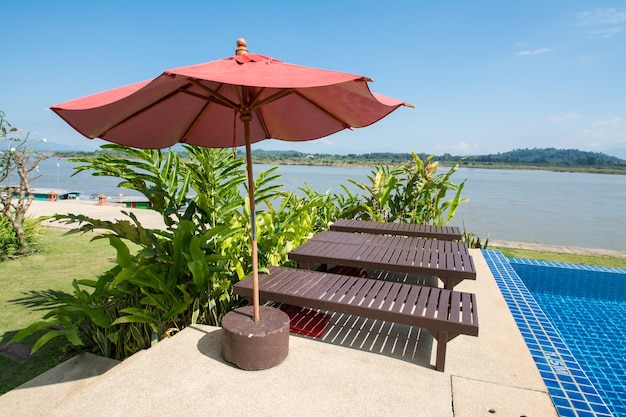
[548,387,567,398]
[571,399,593,411]
[555,405,578,417]
[590,401,613,413]
[568,391,586,402]
[483,250,622,417]
[578,411,600,417]
[552,396,572,407]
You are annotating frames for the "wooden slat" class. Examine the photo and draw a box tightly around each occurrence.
[289,238,476,290]
[330,219,462,241]
[399,284,422,315]
[449,291,462,323]
[380,282,403,311]
[312,231,469,254]
[318,275,355,301]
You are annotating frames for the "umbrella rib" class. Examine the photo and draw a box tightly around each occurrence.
[175,82,238,144]
[95,87,189,138]
[246,87,275,139]
[291,90,351,128]
[179,99,213,144]
[230,84,245,109]
[252,107,272,139]
[251,89,292,109]
[185,78,240,111]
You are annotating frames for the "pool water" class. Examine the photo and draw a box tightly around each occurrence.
[483,250,625,417]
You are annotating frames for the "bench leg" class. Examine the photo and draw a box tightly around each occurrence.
[442,278,460,291]
[298,262,327,271]
[298,261,313,270]
[434,331,448,372]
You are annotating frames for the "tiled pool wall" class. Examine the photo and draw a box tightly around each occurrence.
[508,258,626,417]
[507,258,626,302]
[482,250,616,417]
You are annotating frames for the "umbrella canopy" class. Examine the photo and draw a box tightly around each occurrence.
[51,39,412,322]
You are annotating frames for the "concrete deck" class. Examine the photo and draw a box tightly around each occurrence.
[0,200,561,416]
[0,248,558,417]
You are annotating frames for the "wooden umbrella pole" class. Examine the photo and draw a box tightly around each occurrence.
[242,112,260,322]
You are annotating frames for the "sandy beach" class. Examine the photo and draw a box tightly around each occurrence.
[27,199,167,231]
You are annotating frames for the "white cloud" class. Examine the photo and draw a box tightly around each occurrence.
[575,8,626,39]
[590,117,621,130]
[584,27,624,39]
[515,48,552,56]
[576,8,626,26]
[579,117,626,149]
[549,113,579,124]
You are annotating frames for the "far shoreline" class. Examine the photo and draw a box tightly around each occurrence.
[56,148,626,176]
[251,160,626,175]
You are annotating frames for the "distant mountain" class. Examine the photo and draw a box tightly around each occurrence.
[32,140,99,153]
[50,145,625,169]
[463,148,626,167]
[251,147,626,166]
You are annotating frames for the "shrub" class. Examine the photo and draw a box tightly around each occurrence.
[12,146,306,359]
[0,216,41,260]
[345,152,468,225]
[13,147,469,360]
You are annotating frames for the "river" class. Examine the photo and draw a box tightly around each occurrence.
[9,157,626,251]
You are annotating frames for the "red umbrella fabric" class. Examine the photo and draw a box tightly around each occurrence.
[51,39,412,322]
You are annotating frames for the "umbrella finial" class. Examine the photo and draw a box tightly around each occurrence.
[236,38,248,55]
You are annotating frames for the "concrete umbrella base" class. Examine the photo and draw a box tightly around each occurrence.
[221,305,290,370]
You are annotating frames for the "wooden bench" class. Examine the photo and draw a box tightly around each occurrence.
[288,238,476,290]
[330,219,462,241]
[233,266,479,371]
[311,231,470,255]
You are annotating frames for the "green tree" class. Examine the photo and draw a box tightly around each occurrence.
[0,111,50,257]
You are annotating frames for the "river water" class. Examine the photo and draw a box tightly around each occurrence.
[10,157,626,250]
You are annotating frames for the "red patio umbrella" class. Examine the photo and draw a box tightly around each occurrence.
[51,39,413,323]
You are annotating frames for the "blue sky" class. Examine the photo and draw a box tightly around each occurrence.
[2,0,625,158]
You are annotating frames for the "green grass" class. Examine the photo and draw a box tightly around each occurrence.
[491,246,626,269]
[0,227,120,394]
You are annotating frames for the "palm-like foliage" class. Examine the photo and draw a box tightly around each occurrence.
[13,147,469,360]
[347,152,467,225]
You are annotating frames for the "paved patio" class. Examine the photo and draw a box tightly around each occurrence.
[0,237,558,416]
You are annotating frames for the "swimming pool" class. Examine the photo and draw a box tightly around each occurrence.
[482,250,625,417]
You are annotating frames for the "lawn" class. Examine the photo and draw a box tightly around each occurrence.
[0,227,120,394]
[492,246,626,269]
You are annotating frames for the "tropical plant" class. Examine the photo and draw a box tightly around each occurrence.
[12,145,309,359]
[460,222,489,249]
[13,218,231,359]
[12,146,238,358]
[12,146,470,360]
[345,152,468,225]
[0,216,41,260]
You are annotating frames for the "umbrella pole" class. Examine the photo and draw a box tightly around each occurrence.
[242,114,260,322]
